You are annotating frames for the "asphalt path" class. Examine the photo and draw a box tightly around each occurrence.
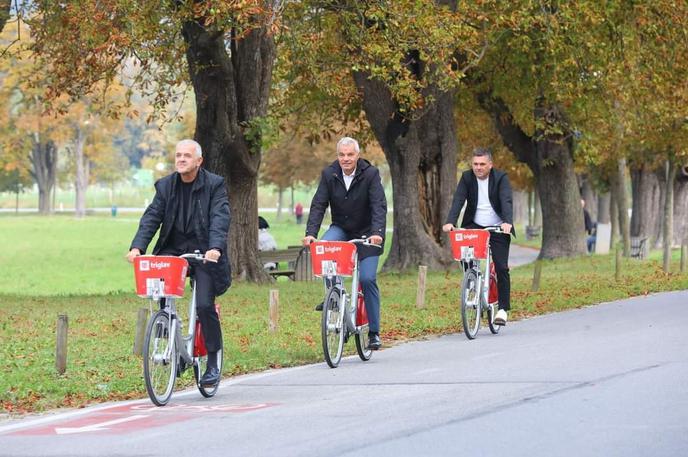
[2,247,686,456]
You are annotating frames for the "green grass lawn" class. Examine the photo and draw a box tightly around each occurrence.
[1,215,686,414]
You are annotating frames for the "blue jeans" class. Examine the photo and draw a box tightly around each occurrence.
[322,225,381,334]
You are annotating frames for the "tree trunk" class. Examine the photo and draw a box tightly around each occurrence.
[533,188,542,227]
[182,21,275,282]
[29,136,57,214]
[353,73,455,271]
[0,0,10,34]
[276,186,283,221]
[513,190,528,226]
[532,135,586,258]
[653,168,667,249]
[611,158,631,256]
[630,162,660,242]
[610,192,618,248]
[479,95,585,258]
[290,185,294,215]
[673,164,688,246]
[597,191,611,225]
[74,126,88,218]
[663,160,676,272]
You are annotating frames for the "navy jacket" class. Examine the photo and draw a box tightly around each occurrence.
[446,168,514,234]
[130,168,232,295]
[306,159,387,253]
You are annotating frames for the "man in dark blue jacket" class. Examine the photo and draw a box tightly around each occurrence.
[443,148,513,326]
[127,139,231,386]
[303,137,387,349]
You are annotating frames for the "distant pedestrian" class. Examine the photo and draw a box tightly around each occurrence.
[581,199,596,253]
[258,216,278,270]
[294,202,303,224]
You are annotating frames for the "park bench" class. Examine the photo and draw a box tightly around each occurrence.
[525,225,541,240]
[258,246,314,281]
[630,236,649,260]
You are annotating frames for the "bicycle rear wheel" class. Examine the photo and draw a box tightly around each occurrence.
[355,327,372,361]
[322,287,345,368]
[195,347,223,398]
[487,303,501,334]
[461,269,481,339]
[143,310,177,406]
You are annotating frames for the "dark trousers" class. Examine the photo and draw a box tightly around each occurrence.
[192,265,223,353]
[467,224,511,311]
[160,249,222,354]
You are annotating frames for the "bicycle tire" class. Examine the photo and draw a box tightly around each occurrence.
[195,346,223,398]
[461,268,481,339]
[355,326,372,361]
[487,303,501,334]
[143,310,177,406]
[322,287,345,368]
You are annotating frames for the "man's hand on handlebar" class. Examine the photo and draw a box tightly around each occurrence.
[302,235,316,246]
[204,249,221,263]
[442,223,455,233]
[500,222,513,234]
[368,235,383,245]
[126,248,141,263]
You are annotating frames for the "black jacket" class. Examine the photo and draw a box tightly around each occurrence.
[130,168,232,295]
[306,159,387,250]
[445,168,514,234]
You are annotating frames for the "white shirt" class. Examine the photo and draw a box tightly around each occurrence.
[474,176,502,227]
[343,168,356,191]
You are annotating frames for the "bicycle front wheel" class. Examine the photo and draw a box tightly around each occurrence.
[461,269,481,339]
[143,310,177,406]
[355,326,372,361]
[322,287,345,368]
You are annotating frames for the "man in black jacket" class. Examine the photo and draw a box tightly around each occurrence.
[443,148,513,326]
[303,137,387,349]
[127,139,231,386]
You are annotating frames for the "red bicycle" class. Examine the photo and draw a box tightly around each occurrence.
[449,227,506,339]
[309,239,381,368]
[133,252,222,406]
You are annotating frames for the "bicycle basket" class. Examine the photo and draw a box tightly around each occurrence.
[309,241,357,277]
[450,230,490,261]
[134,256,188,298]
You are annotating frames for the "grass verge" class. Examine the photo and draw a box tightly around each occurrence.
[2,252,686,415]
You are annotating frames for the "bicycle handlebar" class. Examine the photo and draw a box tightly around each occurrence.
[347,238,383,249]
[482,226,515,237]
[180,252,218,263]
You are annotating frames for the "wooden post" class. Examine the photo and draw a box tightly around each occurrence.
[615,245,622,281]
[269,289,279,332]
[133,308,149,356]
[416,265,428,309]
[681,243,687,273]
[531,260,542,292]
[56,314,68,375]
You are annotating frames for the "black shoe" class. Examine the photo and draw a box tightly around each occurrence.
[367,333,381,350]
[200,367,220,386]
[314,301,323,311]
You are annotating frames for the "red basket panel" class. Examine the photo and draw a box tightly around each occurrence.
[450,229,490,260]
[134,256,188,298]
[309,241,357,277]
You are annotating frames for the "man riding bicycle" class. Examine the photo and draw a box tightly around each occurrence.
[443,148,513,326]
[127,139,231,386]
[303,137,387,350]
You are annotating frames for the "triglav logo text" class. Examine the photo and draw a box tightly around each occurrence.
[139,260,171,271]
[315,245,343,255]
[455,233,479,241]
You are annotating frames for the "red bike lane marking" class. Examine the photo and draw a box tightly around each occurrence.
[8,402,277,436]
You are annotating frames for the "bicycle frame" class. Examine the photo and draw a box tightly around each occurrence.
[322,250,363,337]
[156,281,197,368]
